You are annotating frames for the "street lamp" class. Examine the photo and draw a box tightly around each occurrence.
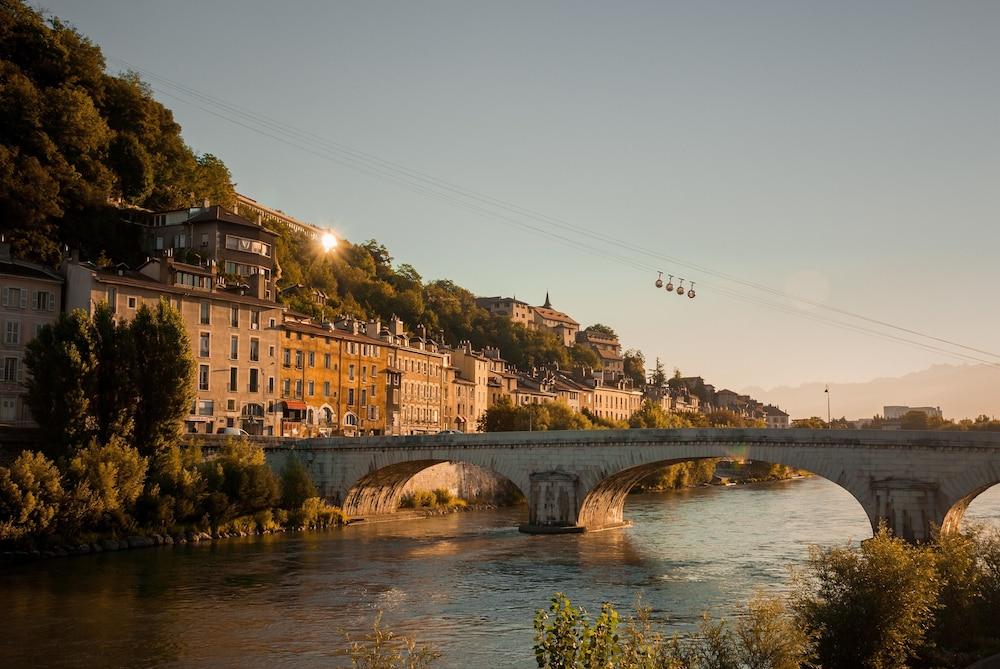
[825,385,831,425]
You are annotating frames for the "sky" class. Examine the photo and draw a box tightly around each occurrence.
[37,0,1000,394]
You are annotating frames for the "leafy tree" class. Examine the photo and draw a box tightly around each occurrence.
[24,309,97,452]
[130,299,196,455]
[792,416,828,429]
[568,343,601,370]
[280,457,317,510]
[584,323,618,339]
[623,349,646,387]
[0,450,64,542]
[200,440,279,532]
[794,526,940,669]
[650,358,667,389]
[66,437,148,530]
[629,400,693,429]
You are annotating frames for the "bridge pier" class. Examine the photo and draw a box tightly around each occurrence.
[519,471,584,534]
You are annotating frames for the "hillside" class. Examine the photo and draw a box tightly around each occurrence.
[744,363,1000,420]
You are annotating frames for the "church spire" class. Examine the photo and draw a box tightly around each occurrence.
[543,291,552,309]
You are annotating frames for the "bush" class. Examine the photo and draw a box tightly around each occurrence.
[793,526,940,669]
[66,437,148,531]
[280,457,316,510]
[432,488,453,506]
[400,490,436,509]
[0,450,65,543]
[342,611,440,669]
[200,439,279,531]
[288,497,344,529]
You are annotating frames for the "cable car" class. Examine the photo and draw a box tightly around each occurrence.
[664,275,674,292]
[655,271,663,288]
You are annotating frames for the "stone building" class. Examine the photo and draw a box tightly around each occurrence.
[474,296,533,328]
[530,293,579,347]
[0,245,62,427]
[764,405,790,429]
[64,255,284,436]
[575,327,624,378]
[448,342,494,432]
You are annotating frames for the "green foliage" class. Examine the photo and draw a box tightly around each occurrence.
[0,450,64,541]
[432,488,453,506]
[629,400,694,429]
[280,457,317,510]
[200,439,279,531]
[0,0,235,263]
[479,398,596,432]
[793,526,940,669]
[792,416,828,429]
[26,300,194,457]
[637,459,717,492]
[583,323,618,339]
[138,442,205,529]
[650,358,667,389]
[287,497,343,529]
[623,349,646,388]
[66,437,148,530]
[343,611,440,669]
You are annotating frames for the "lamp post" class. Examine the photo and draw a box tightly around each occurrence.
[825,385,831,425]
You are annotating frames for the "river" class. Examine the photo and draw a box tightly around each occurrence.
[2,477,998,669]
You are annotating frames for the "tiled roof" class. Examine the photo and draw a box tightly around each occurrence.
[533,306,579,326]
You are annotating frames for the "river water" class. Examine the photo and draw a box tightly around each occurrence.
[2,477,998,669]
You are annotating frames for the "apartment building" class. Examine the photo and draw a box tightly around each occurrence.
[590,377,643,423]
[0,246,62,427]
[64,255,284,436]
[575,328,624,378]
[448,342,493,432]
[474,296,533,328]
[531,293,579,347]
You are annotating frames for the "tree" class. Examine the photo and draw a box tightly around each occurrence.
[792,417,828,429]
[650,358,667,389]
[0,450,64,542]
[623,349,646,388]
[794,526,940,669]
[280,457,317,510]
[130,299,196,455]
[584,323,618,339]
[24,309,98,452]
[67,437,148,530]
[629,400,692,429]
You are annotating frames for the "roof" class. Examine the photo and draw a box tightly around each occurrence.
[764,405,789,417]
[532,306,579,326]
[594,348,623,361]
[475,296,529,307]
[0,259,62,283]
[185,206,278,237]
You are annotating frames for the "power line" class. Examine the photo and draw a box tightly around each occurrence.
[108,57,1000,366]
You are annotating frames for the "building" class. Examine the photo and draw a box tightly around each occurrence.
[448,342,494,432]
[590,377,643,423]
[140,205,281,302]
[0,245,63,427]
[64,254,285,436]
[764,405,790,429]
[531,293,580,347]
[235,193,324,238]
[575,327,624,378]
[474,296,533,328]
[884,405,943,420]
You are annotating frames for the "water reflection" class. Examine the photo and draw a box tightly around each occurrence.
[0,477,997,669]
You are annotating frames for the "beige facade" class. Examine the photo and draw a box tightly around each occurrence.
[449,342,493,432]
[576,328,624,377]
[64,256,284,436]
[475,296,533,328]
[531,294,580,347]
[0,249,62,427]
[592,380,643,423]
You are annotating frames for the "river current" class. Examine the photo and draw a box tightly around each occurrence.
[2,477,998,669]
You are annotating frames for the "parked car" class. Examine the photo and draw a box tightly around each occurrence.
[438,430,462,435]
[217,427,250,436]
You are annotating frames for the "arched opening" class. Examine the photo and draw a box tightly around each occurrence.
[577,457,872,536]
[953,481,1000,533]
[342,459,526,521]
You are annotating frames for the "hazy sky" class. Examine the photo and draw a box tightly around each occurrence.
[39,1,1000,394]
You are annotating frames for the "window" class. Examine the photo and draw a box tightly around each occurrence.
[0,398,15,421]
[230,305,239,327]
[249,368,260,393]
[269,345,275,358]
[250,338,259,362]
[107,287,117,313]
[2,287,25,309]
[200,233,209,248]
[349,364,355,381]
[251,310,260,330]
[127,296,137,309]
[308,351,315,367]
[199,333,210,357]
[347,388,355,405]
[361,389,367,406]
[200,302,210,325]
[34,291,53,311]
[362,366,367,381]
[295,350,303,368]
[307,381,315,396]
[3,357,20,382]
[295,379,302,398]
[324,353,331,369]
[227,399,236,411]
[229,367,238,392]
[176,233,186,248]
[370,384,377,399]
[282,379,291,396]
[268,376,275,393]
[4,320,19,345]
[155,236,164,250]
[230,335,239,360]
[197,400,214,416]
[323,381,331,396]
[198,365,209,391]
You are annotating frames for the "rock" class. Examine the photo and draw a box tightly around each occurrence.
[176,538,186,545]
[127,536,144,549]
[52,546,68,557]
[101,539,119,551]
[41,551,55,559]
[77,544,90,554]
[162,535,173,545]
[91,543,102,553]
[186,531,198,542]
[200,532,212,541]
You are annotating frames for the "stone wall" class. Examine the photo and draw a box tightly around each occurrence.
[401,462,520,503]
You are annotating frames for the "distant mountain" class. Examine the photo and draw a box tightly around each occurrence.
[743,364,1000,421]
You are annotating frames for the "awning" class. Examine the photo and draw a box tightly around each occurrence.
[282,400,307,411]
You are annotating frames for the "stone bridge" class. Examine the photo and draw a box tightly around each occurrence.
[265,428,1000,542]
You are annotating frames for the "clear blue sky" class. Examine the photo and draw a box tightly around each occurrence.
[39,1,1000,391]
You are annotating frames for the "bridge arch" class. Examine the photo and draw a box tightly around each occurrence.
[940,463,1000,534]
[340,455,529,520]
[574,451,873,534]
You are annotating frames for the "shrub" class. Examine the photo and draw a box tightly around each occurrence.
[343,611,440,669]
[288,497,343,529]
[432,488,453,506]
[400,490,436,509]
[280,457,316,510]
[66,437,148,531]
[0,450,65,543]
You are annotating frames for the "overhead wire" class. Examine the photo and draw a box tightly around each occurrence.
[107,57,1000,367]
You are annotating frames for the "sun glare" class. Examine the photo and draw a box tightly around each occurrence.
[321,231,338,252]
